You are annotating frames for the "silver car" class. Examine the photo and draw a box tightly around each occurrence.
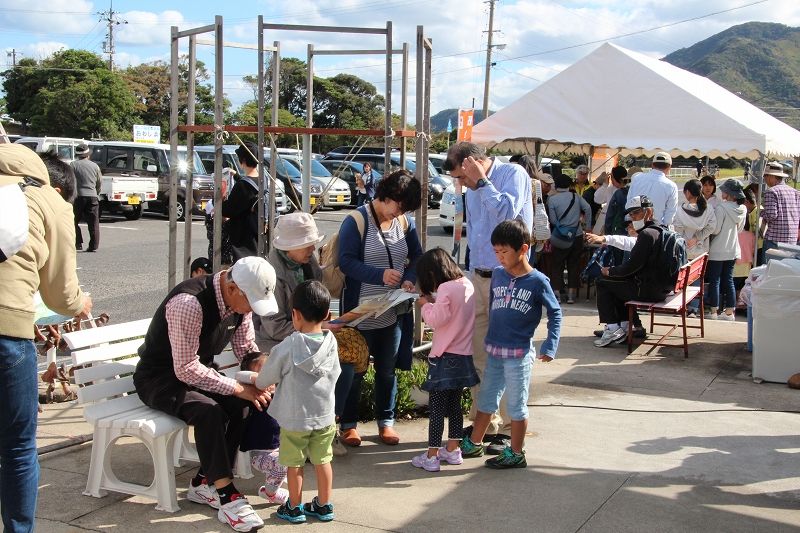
[282,155,352,209]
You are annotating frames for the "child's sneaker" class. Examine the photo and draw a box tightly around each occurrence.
[258,485,289,505]
[276,502,306,524]
[303,496,335,522]
[186,479,220,509]
[485,446,527,469]
[437,447,463,465]
[331,430,348,457]
[217,495,264,531]
[459,436,484,458]
[411,452,441,472]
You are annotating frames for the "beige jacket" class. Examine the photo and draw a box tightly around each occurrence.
[0,144,85,339]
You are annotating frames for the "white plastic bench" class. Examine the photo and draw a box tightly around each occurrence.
[65,319,252,513]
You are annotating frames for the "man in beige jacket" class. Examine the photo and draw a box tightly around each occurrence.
[0,143,91,533]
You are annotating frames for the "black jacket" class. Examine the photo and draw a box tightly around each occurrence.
[607,221,672,296]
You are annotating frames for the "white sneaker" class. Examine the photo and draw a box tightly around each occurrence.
[705,311,717,320]
[218,496,264,532]
[186,479,220,509]
[594,327,626,347]
[258,485,289,505]
[332,430,348,457]
[411,452,441,472]
[720,312,736,322]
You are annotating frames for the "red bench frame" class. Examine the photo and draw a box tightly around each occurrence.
[625,253,709,358]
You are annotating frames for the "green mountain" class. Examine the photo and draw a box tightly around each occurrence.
[430,108,491,133]
[663,22,800,129]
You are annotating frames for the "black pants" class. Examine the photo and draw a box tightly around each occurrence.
[428,389,463,448]
[550,238,583,292]
[134,371,248,484]
[596,277,667,327]
[74,196,100,250]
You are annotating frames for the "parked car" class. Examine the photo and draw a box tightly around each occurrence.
[281,155,351,209]
[194,145,289,214]
[318,160,384,206]
[14,136,88,162]
[265,153,323,210]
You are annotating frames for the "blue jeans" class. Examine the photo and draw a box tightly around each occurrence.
[0,336,40,533]
[706,259,736,310]
[338,323,401,429]
[476,353,532,422]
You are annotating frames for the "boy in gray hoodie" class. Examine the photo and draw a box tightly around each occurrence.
[254,280,341,524]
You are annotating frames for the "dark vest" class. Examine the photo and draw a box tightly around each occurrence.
[136,275,243,377]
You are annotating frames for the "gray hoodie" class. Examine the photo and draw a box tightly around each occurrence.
[709,201,747,261]
[256,330,341,432]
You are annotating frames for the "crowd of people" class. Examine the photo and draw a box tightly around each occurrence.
[2,137,798,533]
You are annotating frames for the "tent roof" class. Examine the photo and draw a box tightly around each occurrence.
[471,42,800,159]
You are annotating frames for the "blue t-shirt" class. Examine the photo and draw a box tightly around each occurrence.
[484,267,562,358]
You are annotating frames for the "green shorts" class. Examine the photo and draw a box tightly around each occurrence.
[279,424,336,467]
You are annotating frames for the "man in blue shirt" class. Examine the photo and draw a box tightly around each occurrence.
[443,142,533,449]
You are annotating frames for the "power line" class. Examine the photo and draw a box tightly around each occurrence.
[97,1,127,71]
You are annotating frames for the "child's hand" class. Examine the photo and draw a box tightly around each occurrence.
[418,295,429,306]
[538,355,553,362]
[401,280,415,292]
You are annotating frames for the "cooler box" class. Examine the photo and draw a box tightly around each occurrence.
[752,275,800,383]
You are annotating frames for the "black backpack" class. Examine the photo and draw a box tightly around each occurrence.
[651,225,688,287]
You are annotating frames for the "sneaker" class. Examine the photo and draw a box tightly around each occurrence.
[687,309,698,318]
[437,447,463,465]
[705,311,718,320]
[303,497,335,522]
[594,327,626,347]
[720,312,736,322]
[411,452,441,472]
[485,446,527,469]
[258,486,289,505]
[187,479,220,509]
[331,430,348,457]
[217,495,265,531]
[276,502,306,524]
[459,436,484,458]
[596,327,646,339]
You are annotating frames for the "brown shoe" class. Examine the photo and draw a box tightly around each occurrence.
[340,428,362,447]
[378,426,400,446]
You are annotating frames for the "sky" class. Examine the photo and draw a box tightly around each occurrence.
[1,0,799,120]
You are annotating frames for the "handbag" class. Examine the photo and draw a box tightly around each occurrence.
[551,193,580,245]
[532,179,551,242]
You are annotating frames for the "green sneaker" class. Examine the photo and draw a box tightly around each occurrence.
[459,436,484,458]
[484,446,526,469]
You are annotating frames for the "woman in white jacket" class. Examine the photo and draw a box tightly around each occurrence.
[706,179,747,321]
[673,179,716,316]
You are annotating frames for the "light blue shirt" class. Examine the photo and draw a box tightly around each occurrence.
[465,159,533,270]
[628,168,679,226]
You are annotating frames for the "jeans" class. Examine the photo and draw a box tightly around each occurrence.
[0,336,40,533]
[476,353,532,422]
[706,259,735,310]
[338,323,401,429]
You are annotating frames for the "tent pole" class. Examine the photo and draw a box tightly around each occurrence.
[752,154,766,267]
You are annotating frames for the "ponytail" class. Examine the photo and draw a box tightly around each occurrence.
[684,179,706,215]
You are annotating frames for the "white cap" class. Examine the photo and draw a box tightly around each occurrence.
[228,256,279,316]
[652,152,672,165]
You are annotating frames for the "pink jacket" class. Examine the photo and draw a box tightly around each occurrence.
[421,277,475,357]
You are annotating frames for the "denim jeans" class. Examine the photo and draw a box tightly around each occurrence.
[706,259,736,310]
[0,336,40,533]
[338,323,401,429]
[476,353,532,422]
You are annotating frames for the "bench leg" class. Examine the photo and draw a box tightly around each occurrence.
[234,449,254,479]
[84,427,110,498]
[681,309,689,359]
[151,433,180,513]
[627,305,634,354]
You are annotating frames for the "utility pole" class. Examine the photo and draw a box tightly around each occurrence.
[6,49,17,68]
[481,0,498,120]
[97,1,127,71]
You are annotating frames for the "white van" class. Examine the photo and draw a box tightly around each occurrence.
[14,137,87,162]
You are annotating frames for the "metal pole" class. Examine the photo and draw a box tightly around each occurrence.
[304,44,313,213]
[482,0,496,120]
[752,154,766,266]
[421,36,432,254]
[168,26,179,289]
[268,39,280,253]
[212,16,224,272]
[399,42,408,168]
[384,21,393,171]
[257,16,266,257]
[183,35,197,279]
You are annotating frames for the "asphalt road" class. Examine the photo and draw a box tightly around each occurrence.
[75,208,457,324]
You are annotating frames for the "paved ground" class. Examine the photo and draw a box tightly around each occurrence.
[34,306,800,532]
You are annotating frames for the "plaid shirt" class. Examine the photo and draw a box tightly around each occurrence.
[762,183,800,243]
[485,342,527,359]
[165,272,258,395]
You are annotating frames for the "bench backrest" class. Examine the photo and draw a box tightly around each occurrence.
[685,253,708,287]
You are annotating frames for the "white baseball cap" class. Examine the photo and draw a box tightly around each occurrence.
[228,256,279,316]
[652,152,672,165]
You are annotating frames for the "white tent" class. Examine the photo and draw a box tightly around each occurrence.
[472,42,800,159]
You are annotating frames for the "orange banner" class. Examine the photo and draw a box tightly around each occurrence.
[457,109,474,142]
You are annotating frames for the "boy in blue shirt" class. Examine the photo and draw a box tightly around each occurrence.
[460,219,562,468]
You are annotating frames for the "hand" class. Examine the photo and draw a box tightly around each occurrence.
[538,355,553,362]
[601,266,610,277]
[323,320,345,332]
[418,295,429,306]
[686,238,698,248]
[75,294,93,320]
[401,280,415,292]
[383,269,402,286]
[584,232,605,246]
[460,156,486,190]
[234,383,271,411]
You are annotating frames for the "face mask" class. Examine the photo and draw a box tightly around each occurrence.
[632,219,646,231]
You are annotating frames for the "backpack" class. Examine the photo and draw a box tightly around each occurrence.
[580,245,615,283]
[0,177,40,263]
[319,208,410,298]
[652,225,688,287]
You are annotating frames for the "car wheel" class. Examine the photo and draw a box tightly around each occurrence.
[165,197,186,221]
[123,205,142,220]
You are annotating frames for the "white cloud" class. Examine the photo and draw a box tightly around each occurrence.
[22,41,69,61]
[115,10,187,46]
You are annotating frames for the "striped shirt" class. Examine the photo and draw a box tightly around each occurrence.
[762,183,800,244]
[165,272,258,395]
[358,214,408,330]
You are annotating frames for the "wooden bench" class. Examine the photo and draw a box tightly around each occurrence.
[625,253,708,358]
[65,319,252,513]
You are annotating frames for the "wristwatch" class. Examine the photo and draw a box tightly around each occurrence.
[476,178,488,189]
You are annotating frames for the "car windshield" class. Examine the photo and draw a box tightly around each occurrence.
[285,157,333,177]
[264,155,302,179]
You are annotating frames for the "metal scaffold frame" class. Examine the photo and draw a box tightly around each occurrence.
[168,17,432,292]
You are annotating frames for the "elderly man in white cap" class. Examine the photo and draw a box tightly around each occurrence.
[255,212,325,352]
[761,161,800,258]
[628,152,679,226]
[133,256,278,532]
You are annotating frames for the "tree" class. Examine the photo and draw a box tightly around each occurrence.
[229,99,305,145]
